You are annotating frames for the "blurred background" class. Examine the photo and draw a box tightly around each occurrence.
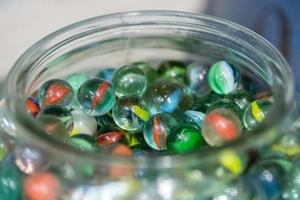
[0,0,299,88]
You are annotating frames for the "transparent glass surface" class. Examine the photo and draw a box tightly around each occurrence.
[0,11,295,199]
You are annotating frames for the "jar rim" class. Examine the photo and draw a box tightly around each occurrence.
[5,10,294,168]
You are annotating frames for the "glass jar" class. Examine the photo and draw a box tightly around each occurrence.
[0,11,296,200]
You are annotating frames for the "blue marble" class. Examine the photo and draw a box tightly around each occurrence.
[160,89,182,113]
[97,68,115,83]
[143,79,194,116]
[182,110,206,129]
[246,163,285,200]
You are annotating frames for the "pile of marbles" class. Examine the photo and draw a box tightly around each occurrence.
[26,60,273,155]
[3,59,297,200]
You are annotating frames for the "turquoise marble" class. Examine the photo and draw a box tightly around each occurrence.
[38,79,74,108]
[143,113,177,150]
[77,78,115,116]
[208,61,239,95]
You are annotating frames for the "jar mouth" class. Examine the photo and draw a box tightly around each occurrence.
[5,10,294,168]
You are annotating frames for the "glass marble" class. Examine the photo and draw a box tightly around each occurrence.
[0,138,7,162]
[243,99,272,130]
[24,172,60,200]
[143,113,177,150]
[70,179,140,200]
[97,68,115,82]
[38,79,74,108]
[96,125,122,135]
[70,109,97,137]
[259,151,293,173]
[112,96,149,131]
[246,162,286,200]
[132,148,153,179]
[67,134,95,151]
[219,149,246,175]
[187,62,211,96]
[66,73,90,93]
[0,156,22,200]
[167,126,205,154]
[58,161,94,181]
[133,148,148,159]
[66,73,90,107]
[77,78,115,116]
[37,105,73,134]
[112,65,147,97]
[26,97,40,117]
[225,89,255,111]
[241,75,270,97]
[15,145,48,174]
[124,133,143,148]
[202,108,242,146]
[192,92,222,113]
[282,187,300,200]
[96,113,114,128]
[97,131,125,146]
[208,61,240,95]
[207,99,243,120]
[70,184,127,200]
[110,144,133,178]
[158,60,187,82]
[272,130,300,157]
[212,180,251,200]
[143,79,194,115]
[182,110,206,130]
[133,61,158,83]
[35,115,68,139]
[282,156,300,200]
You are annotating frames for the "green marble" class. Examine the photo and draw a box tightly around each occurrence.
[158,61,187,82]
[66,73,90,107]
[37,105,74,134]
[225,89,255,111]
[282,155,300,199]
[207,98,243,121]
[167,126,205,154]
[68,134,95,151]
[36,114,68,139]
[0,139,7,162]
[133,62,158,83]
[0,157,22,200]
[96,113,115,128]
[192,92,222,113]
[208,61,239,95]
[66,73,90,93]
